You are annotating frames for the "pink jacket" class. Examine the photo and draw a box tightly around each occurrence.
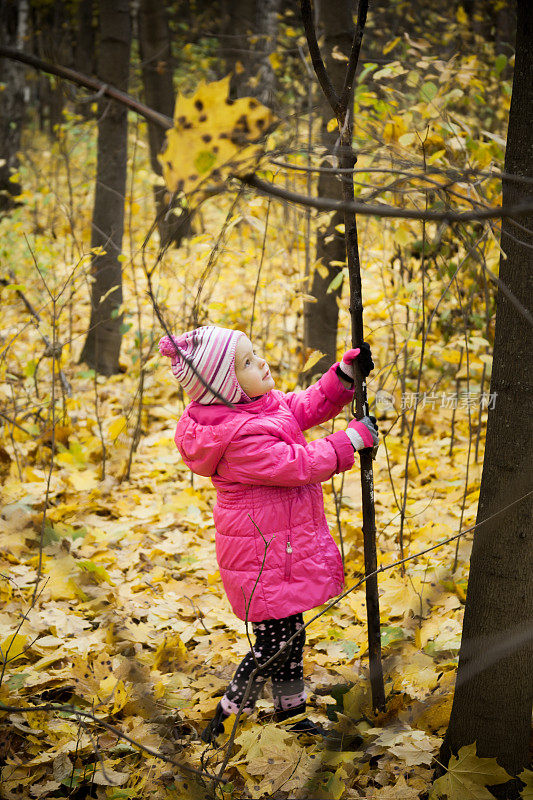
[175,365,356,621]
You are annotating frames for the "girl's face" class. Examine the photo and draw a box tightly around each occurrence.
[235,336,275,398]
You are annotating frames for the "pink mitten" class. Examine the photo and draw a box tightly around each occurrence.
[338,348,361,381]
[338,343,374,381]
[346,417,379,451]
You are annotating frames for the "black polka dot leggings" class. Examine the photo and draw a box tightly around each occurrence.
[219,613,306,718]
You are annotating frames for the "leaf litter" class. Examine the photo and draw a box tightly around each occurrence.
[0,43,518,800]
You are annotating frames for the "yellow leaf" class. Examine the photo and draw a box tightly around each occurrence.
[432,742,511,800]
[268,52,281,70]
[314,258,329,279]
[396,224,412,246]
[68,469,99,492]
[518,769,533,800]
[398,132,416,147]
[0,633,28,664]
[456,5,469,26]
[327,117,338,133]
[44,554,81,601]
[92,763,129,786]
[427,148,446,165]
[159,76,277,202]
[153,634,187,671]
[323,767,346,799]
[383,36,401,55]
[108,415,127,441]
[372,775,420,799]
[302,350,326,372]
[97,676,130,714]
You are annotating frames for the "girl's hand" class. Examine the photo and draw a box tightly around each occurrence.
[338,343,374,381]
[346,416,379,450]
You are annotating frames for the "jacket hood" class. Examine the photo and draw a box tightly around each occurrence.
[175,392,280,476]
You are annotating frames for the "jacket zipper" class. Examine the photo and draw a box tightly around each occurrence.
[284,539,293,581]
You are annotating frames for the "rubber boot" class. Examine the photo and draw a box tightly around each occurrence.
[275,703,327,736]
[200,703,228,744]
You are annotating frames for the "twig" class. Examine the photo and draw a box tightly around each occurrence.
[449,348,463,458]
[0,409,32,436]
[452,279,473,574]
[249,197,272,340]
[242,516,275,669]
[0,702,225,782]
[399,135,429,569]
[205,485,533,784]
[299,0,339,113]
[192,186,245,325]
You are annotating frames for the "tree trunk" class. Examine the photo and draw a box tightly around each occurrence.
[303,0,355,380]
[0,0,29,211]
[74,0,95,118]
[441,0,533,777]
[32,0,72,137]
[219,0,280,109]
[79,0,131,376]
[138,0,192,248]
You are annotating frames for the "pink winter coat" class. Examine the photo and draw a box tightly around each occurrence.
[174,364,356,621]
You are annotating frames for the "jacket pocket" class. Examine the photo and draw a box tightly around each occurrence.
[284,538,293,581]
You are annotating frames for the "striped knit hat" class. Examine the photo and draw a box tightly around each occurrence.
[158,326,249,404]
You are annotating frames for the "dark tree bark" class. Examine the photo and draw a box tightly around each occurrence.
[74,0,95,115]
[220,0,281,109]
[303,0,355,379]
[79,0,131,376]
[441,0,533,777]
[138,0,192,248]
[0,0,28,211]
[460,0,516,55]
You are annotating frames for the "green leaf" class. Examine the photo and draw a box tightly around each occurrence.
[23,359,37,378]
[380,626,406,647]
[43,521,60,545]
[77,559,114,585]
[2,283,25,292]
[326,269,345,294]
[340,640,359,658]
[6,672,29,691]
[420,81,438,102]
[494,54,507,74]
[61,767,88,789]
[359,62,378,82]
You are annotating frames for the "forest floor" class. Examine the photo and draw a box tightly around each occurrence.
[0,346,482,799]
[0,108,504,797]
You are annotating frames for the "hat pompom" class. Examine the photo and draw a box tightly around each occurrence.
[158,335,181,360]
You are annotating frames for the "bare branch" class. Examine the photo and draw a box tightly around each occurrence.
[339,0,369,112]
[0,46,172,129]
[241,173,533,223]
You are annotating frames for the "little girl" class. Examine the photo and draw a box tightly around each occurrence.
[158,326,378,742]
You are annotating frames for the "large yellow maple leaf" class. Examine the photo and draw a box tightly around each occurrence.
[431,742,511,800]
[158,75,277,201]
